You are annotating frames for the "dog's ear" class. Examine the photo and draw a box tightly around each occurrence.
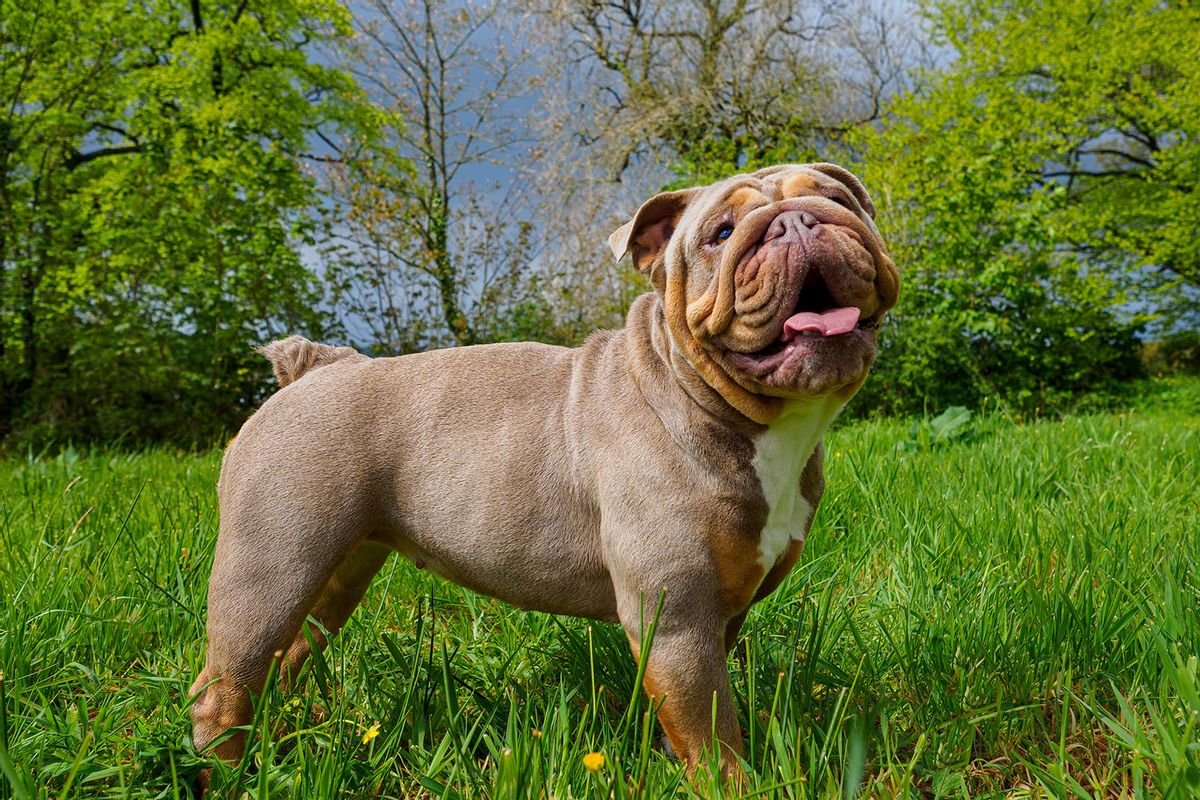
[608,188,699,278]
[807,163,876,219]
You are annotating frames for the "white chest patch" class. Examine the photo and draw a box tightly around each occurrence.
[752,397,842,572]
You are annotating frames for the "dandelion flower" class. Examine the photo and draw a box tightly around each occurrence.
[362,722,381,744]
[582,751,605,772]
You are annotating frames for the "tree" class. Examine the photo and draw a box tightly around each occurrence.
[931,0,1200,311]
[520,0,919,338]
[0,0,370,444]
[536,0,916,181]
[322,0,549,353]
[844,0,1192,414]
[869,0,1199,312]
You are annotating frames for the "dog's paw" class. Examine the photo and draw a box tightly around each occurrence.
[660,735,678,759]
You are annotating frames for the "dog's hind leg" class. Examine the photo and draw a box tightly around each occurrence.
[188,519,362,768]
[280,539,392,682]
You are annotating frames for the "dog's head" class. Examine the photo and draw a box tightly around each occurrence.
[610,163,899,423]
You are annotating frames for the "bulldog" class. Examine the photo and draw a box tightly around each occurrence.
[188,162,899,784]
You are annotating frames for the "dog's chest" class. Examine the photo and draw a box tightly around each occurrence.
[751,400,838,572]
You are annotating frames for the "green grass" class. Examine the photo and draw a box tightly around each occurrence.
[2,398,1199,798]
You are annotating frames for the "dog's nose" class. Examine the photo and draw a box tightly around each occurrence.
[763,210,820,243]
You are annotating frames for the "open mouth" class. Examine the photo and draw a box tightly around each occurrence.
[746,268,878,361]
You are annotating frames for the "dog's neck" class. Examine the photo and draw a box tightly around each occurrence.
[623,293,754,435]
[622,292,851,452]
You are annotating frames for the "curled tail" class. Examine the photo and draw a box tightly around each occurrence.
[257,336,367,387]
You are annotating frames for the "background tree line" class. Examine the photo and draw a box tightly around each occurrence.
[1,0,1196,447]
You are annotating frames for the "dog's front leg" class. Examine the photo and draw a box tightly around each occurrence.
[616,592,745,784]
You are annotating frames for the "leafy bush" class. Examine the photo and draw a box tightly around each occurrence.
[0,0,364,448]
[841,0,1193,416]
[895,406,977,452]
[847,147,1144,417]
[1143,332,1200,376]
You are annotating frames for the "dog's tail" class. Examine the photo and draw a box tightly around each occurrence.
[257,336,368,388]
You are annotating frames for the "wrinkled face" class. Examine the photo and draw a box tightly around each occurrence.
[610,163,899,416]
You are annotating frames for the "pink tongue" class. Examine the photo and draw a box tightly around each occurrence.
[781,307,861,340]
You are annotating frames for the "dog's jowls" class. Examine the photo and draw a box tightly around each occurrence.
[189,163,899,788]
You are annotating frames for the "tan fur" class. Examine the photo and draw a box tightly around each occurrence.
[189,163,899,788]
[779,172,819,198]
[728,185,766,210]
[256,336,367,387]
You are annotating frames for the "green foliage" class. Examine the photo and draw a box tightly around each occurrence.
[925,0,1200,298]
[1078,374,1200,418]
[850,143,1145,416]
[670,0,1196,417]
[672,129,823,189]
[895,405,975,452]
[1143,331,1200,376]
[2,407,1199,796]
[0,0,374,446]
[842,0,1200,416]
[2,0,1195,444]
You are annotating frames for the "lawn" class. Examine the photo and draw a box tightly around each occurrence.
[2,389,1199,798]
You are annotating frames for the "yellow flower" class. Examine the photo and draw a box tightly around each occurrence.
[582,751,605,772]
[362,722,381,744]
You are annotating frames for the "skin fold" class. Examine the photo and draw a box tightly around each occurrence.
[188,163,899,789]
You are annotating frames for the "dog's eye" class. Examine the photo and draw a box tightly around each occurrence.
[713,223,735,244]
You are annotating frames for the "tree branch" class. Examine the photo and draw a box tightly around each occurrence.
[64,145,142,170]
